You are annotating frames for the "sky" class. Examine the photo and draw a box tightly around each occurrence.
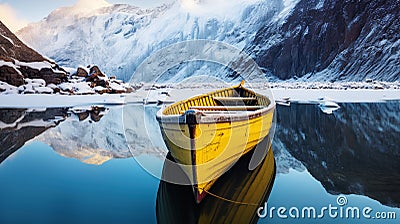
[0,0,173,32]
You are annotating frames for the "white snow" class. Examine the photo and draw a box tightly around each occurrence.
[274,0,300,23]
[0,81,19,94]
[16,61,53,71]
[179,0,261,20]
[25,78,46,86]
[22,84,35,94]
[72,82,95,94]
[46,83,58,89]
[93,86,107,92]
[109,82,125,91]
[0,82,399,108]
[13,78,55,94]
[270,88,400,103]
[58,82,73,92]
[0,94,131,108]
[131,83,400,104]
[0,60,22,75]
[34,86,54,94]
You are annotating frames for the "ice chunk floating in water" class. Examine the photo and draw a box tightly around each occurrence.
[319,100,340,114]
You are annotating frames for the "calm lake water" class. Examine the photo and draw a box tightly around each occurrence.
[0,101,399,223]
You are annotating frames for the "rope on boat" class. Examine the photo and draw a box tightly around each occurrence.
[196,187,260,206]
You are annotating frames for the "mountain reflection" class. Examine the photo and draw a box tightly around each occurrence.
[0,106,109,164]
[156,139,276,224]
[275,102,400,207]
[0,108,68,164]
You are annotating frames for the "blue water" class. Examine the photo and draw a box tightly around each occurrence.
[1,141,398,224]
[262,170,399,224]
[0,102,399,223]
[0,142,158,224]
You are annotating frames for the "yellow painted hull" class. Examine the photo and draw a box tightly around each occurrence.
[157,82,275,203]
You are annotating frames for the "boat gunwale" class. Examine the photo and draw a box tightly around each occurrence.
[156,84,275,124]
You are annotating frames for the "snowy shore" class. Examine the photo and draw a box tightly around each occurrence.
[0,82,398,108]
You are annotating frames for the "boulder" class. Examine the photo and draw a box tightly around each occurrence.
[76,67,89,77]
[89,65,105,77]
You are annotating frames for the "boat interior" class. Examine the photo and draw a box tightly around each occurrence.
[162,86,271,116]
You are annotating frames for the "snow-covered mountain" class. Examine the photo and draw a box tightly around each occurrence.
[17,0,399,82]
[17,0,289,82]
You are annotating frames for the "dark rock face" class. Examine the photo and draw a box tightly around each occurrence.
[0,21,67,86]
[0,64,24,86]
[19,65,66,85]
[275,102,400,207]
[250,0,400,81]
[0,108,69,164]
[0,22,46,63]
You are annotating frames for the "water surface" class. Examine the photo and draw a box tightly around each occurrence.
[0,101,398,223]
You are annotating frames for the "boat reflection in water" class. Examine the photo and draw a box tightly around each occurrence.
[156,137,276,224]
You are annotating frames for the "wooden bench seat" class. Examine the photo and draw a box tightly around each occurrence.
[213,97,257,101]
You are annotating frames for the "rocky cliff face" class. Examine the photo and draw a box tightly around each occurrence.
[0,21,67,87]
[250,0,400,81]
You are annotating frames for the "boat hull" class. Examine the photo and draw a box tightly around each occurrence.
[158,108,274,203]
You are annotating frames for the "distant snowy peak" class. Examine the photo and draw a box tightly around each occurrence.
[178,0,264,19]
[45,0,112,20]
[74,0,111,11]
[43,2,151,24]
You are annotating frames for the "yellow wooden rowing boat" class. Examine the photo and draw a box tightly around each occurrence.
[156,80,275,203]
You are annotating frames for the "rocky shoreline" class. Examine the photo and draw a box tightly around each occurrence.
[0,64,140,95]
